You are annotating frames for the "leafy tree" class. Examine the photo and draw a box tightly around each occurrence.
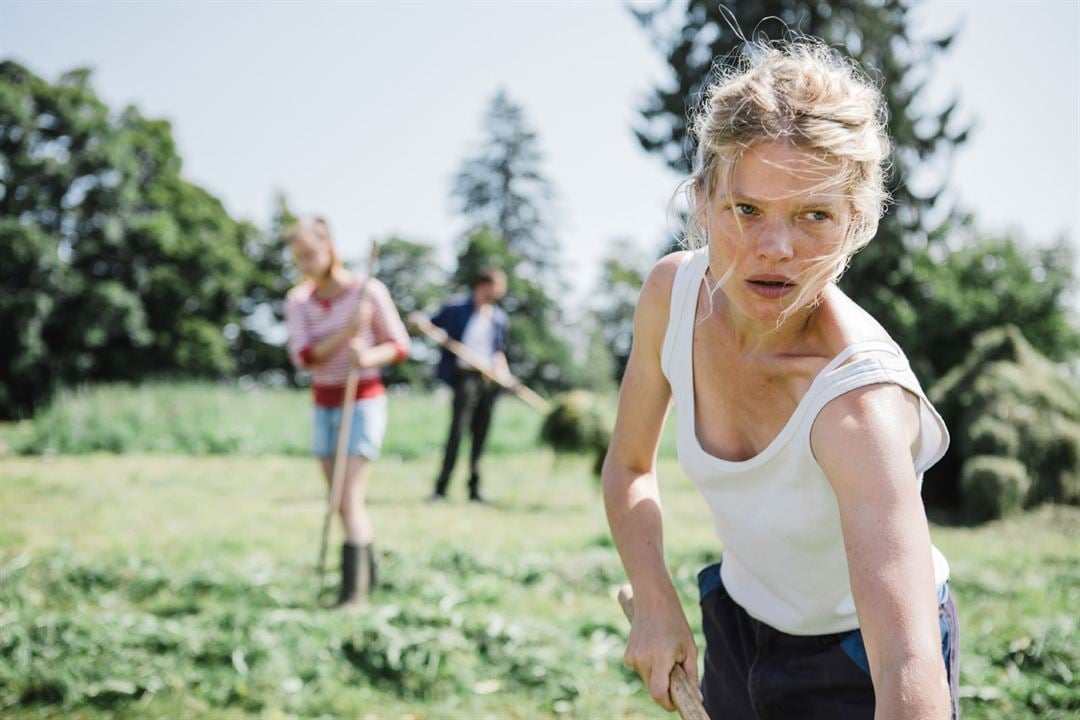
[373,235,444,387]
[446,228,575,391]
[0,61,287,418]
[899,232,1079,381]
[234,193,298,385]
[592,238,649,381]
[631,0,983,381]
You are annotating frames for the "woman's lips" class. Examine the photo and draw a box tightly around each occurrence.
[746,279,796,299]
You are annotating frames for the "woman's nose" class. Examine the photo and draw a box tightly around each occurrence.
[756,220,795,262]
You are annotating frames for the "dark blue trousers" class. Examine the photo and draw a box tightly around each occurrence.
[698,563,960,719]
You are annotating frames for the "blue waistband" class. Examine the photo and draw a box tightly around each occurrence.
[697,562,722,600]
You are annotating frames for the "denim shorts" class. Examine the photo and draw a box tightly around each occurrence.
[698,562,960,719]
[310,395,388,460]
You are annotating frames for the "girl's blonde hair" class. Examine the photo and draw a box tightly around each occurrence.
[681,38,891,320]
[287,217,342,280]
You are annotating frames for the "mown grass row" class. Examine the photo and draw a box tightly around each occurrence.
[0,548,671,719]
[2,532,1077,719]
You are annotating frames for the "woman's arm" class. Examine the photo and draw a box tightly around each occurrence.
[352,279,410,368]
[603,253,699,713]
[312,323,360,365]
[284,292,327,369]
[812,384,951,720]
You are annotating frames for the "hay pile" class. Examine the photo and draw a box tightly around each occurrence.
[929,325,1080,521]
[538,391,612,476]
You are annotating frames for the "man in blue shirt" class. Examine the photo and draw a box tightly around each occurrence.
[424,268,510,502]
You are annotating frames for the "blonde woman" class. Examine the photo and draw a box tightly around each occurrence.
[604,42,959,718]
[284,218,409,608]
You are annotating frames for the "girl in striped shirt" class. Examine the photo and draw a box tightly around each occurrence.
[284,218,410,608]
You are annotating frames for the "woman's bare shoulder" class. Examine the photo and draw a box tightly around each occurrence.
[286,280,316,303]
[817,285,900,355]
[635,250,693,340]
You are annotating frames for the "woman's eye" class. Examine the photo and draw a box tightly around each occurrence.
[803,210,831,221]
[735,203,757,216]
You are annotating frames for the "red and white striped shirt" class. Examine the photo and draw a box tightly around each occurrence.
[285,276,410,407]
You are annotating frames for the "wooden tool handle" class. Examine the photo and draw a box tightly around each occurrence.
[316,242,380,599]
[617,586,710,720]
[410,316,550,414]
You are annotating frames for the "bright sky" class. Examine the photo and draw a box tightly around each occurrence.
[3,1,1078,313]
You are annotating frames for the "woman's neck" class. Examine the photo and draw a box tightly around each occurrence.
[715,285,823,358]
[313,266,352,295]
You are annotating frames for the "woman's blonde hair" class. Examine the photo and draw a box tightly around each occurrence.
[681,38,891,320]
[287,216,342,280]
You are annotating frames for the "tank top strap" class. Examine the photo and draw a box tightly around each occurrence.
[804,341,949,474]
[818,339,905,373]
[808,341,913,410]
[661,249,709,380]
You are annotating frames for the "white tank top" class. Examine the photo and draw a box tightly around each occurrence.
[660,248,951,635]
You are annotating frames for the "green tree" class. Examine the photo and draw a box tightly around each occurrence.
[234,192,298,385]
[592,238,649,381]
[452,89,557,278]
[899,231,1079,381]
[373,235,444,387]
[450,92,574,391]
[632,0,980,381]
[0,61,288,417]
[445,228,574,390]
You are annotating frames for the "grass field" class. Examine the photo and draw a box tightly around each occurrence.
[1,384,1077,718]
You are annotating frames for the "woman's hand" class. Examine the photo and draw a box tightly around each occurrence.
[349,338,376,368]
[624,598,700,712]
[603,253,692,712]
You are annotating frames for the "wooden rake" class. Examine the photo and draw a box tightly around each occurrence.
[316,241,380,600]
[410,314,549,414]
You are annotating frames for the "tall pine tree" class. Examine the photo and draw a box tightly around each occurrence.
[450,91,573,391]
[452,89,558,278]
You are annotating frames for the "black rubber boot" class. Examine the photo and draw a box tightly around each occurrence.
[362,543,378,591]
[337,542,370,610]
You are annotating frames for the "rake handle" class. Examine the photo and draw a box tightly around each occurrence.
[316,367,361,598]
[316,243,380,599]
[410,316,549,414]
[617,585,711,720]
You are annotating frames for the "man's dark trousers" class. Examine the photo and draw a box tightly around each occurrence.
[434,370,499,497]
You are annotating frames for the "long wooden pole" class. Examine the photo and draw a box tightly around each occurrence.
[316,242,380,599]
[410,315,549,414]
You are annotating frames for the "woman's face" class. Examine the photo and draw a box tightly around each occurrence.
[701,141,852,324]
[290,228,332,279]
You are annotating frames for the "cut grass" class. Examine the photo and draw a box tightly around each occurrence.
[1,452,1077,718]
[0,453,706,719]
